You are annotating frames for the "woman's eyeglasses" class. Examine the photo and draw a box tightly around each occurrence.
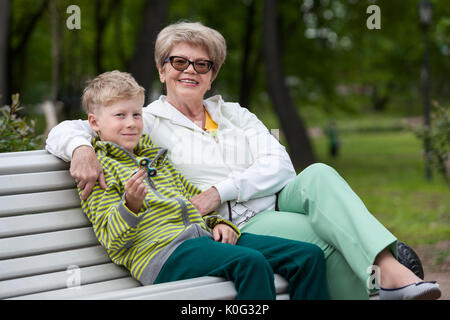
[164,56,214,74]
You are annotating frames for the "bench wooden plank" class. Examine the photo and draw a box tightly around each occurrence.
[0,150,48,158]
[82,276,226,300]
[0,263,131,299]
[0,227,98,260]
[134,281,237,300]
[0,189,81,217]
[126,277,289,300]
[0,208,89,238]
[0,246,110,281]
[82,274,289,300]
[0,153,68,174]
[9,278,141,300]
[0,171,76,196]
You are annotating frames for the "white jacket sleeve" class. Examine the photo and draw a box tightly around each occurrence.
[45,119,96,162]
[214,104,296,203]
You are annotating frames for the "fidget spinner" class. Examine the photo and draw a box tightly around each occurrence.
[139,157,157,177]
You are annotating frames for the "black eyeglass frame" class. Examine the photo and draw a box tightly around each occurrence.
[163,56,215,74]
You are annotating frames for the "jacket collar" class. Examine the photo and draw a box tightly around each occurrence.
[92,134,167,165]
[145,95,224,130]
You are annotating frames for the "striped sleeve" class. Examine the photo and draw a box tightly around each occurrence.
[80,170,143,251]
[203,212,241,237]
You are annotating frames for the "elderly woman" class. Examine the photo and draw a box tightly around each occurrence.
[46,21,440,300]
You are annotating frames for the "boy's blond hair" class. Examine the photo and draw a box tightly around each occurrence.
[82,70,145,114]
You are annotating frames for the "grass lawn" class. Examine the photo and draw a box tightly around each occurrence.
[312,130,450,246]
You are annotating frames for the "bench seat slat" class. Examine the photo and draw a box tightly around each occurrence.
[0,208,90,238]
[0,189,81,217]
[0,263,131,299]
[126,274,288,300]
[0,227,99,260]
[0,246,110,281]
[9,278,141,300]
[78,274,288,300]
[82,276,225,300]
[0,171,76,195]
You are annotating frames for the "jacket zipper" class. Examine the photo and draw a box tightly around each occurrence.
[110,142,192,226]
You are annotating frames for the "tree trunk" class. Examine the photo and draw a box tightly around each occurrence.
[262,0,315,170]
[0,0,11,106]
[51,0,63,103]
[128,0,170,104]
[94,0,116,74]
[238,0,256,109]
[371,85,390,112]
[7,0,50,101]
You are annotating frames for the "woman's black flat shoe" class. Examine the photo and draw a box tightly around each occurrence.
[397,241,424,279]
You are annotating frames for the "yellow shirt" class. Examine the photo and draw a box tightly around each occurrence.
[204,109,218,132]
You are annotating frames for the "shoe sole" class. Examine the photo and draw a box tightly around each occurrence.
[410,287,441,300]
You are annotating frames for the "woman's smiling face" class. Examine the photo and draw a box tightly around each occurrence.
[158,42,213,105]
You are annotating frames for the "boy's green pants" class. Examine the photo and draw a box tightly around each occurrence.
[241,163,398,300]
[154,233,328,300]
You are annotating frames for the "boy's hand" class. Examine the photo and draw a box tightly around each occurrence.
[212,223,239,245]
[125,169,148,214]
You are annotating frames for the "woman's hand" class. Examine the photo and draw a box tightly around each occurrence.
[212,223,239,245]
[71,146,107,200]
[125,169,148,214]
[189,187,222,216]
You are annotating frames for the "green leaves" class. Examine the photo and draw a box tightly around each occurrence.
[0,94,43,152]
[414,102,450,185]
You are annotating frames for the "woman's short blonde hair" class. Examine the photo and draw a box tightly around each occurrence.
[82,70,145,113]
[155,21,227,80]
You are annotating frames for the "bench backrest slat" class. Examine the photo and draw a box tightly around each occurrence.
[0,171,76,195]
[9,278,140,300]
[0,189,81,217]
[0,154,69,174]
[0,246,111,281]
[0,263,132,299]
[0,208,90,238]
[0,227,99,260]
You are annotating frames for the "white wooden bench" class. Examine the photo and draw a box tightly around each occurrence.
[0,150,289,300]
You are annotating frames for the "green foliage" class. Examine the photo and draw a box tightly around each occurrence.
[414,102,450,185]
[8,0,450,119]
[0,94,44,152]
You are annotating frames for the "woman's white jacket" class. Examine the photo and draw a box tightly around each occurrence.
[46,95,296,228]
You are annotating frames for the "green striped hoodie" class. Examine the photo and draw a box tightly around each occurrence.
[79,134,240,285]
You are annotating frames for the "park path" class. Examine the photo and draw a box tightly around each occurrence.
[415,241,450,300]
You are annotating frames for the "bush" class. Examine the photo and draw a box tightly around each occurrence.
[0,94,44,152]
[414,101,450,185]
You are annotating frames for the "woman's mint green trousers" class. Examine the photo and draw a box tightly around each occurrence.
[241,163,398,300]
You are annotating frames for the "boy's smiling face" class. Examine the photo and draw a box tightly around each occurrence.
[88,94,145,153]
